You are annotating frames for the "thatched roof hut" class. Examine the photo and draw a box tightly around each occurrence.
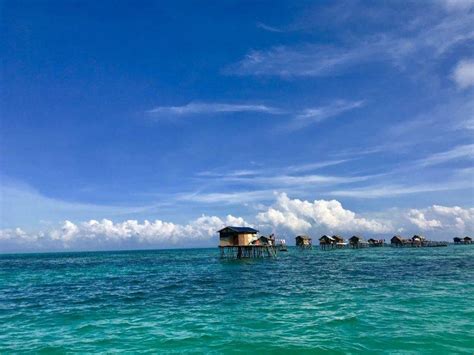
[412,235,425,242]
[349,236,365,244]
[319,235,334,244]
[252,235,273,246]
[368,238,384,246]
[464,236,472,244]
[391,235,405,245]
[295,235,312,246]
[332,235,344,243]
[349,235,367,248]
[453,237,462,243]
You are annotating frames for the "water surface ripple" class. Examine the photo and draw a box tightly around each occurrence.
[1,246,473,353]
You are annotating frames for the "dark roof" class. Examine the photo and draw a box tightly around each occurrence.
[319,235,334,241]
[217,226,259,234]
[464,236,472,240]
[296,235,311,240]
[367,238,381,243]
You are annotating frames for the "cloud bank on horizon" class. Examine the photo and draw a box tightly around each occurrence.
[1,193,473,252]
[1,0,473,251]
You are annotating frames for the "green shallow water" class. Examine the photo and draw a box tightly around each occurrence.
[1,246,473,353]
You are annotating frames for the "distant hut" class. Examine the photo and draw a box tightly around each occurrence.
[464,236,472,244]
[332,235,346,248]
[391,235,405,247]
[412,235,426,247]
[252,235,271,246]
[295,235,312,249]
[319,235,335,249]
[453,237,462,244]
[349,236,367,248]
[368,238,384,247]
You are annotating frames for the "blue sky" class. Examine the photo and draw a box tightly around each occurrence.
[1,0,473,251]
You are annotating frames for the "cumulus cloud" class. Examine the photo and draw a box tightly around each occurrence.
[407,210,443,230]
[0,215,249,251]
[257,192,391,233]
[452,59,474,89]
[2,195,473,251]
[406,205,474,231]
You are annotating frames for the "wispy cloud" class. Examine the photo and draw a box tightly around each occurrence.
[196,159,351,180]
[226,11,474,77]
[226,44,372,77]
[0,179,166,229]
[418,144,474,167]
[256,22,284,33]
[440,0,474,11]
[219,173,372,187]
[147,100,364,129]
[330,181,472,199]
[285,159,351,173]
[287,100,365,130]
[195,159,368,189]
[177,190,275,204]
[146,102,284,120]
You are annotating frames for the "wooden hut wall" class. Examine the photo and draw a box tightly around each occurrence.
[237,233,255,246]
[219,234,235,246]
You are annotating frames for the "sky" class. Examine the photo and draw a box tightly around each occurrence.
[1,0,473,252]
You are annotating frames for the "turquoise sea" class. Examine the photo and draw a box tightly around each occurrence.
[1,246,473,353]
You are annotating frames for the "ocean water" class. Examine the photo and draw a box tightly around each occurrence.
[1,246,473,353]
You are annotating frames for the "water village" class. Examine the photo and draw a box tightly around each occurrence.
[218,226,471,259]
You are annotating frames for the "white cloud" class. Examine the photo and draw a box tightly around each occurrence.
[330,181,473,198]
[227,44,373,77]
[227,12,474,77]
[287,100,365,130]
[2,196,473,251]
[256,22,284,33]
[178,190,275,204]
[419,144,474,166]
[198,159,351,178]
[147,100,364,128]
[257,192,391,233]
[0,214,249,251]
[257,207,312,232]
[407,210,443,230]
[452,59,474,89]
[406,205,474,231]
[146,102,284,119]
[221,173,372,187]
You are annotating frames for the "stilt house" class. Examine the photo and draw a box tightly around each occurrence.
[295,235,312,249]
[218,226,259,247]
